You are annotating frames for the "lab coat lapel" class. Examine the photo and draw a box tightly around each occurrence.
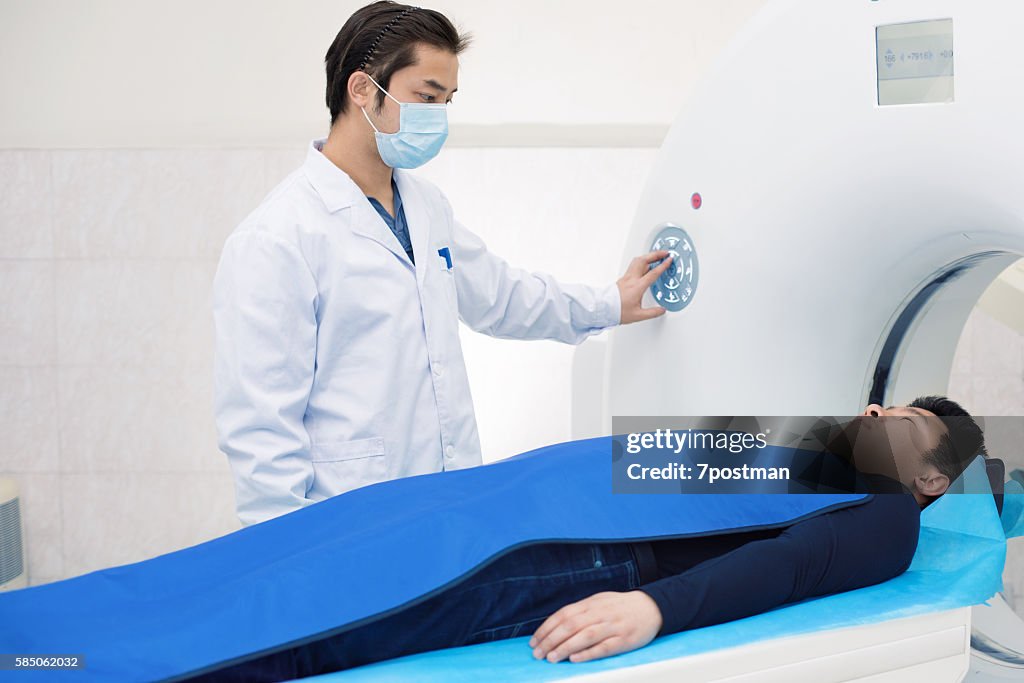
[393,170,430,289]
[302,140,410,266]
[349,200,410,267]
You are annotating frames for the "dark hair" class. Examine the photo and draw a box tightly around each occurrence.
[907,394,987,500]
[324,1,471,125]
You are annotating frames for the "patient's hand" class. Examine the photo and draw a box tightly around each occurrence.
[528,591,663,663]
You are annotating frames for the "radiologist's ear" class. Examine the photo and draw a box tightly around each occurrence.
[347,71,375,110]
[915,472,950,498]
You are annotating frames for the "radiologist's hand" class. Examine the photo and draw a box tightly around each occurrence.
[616,251,673,325]
[528,591,663,664]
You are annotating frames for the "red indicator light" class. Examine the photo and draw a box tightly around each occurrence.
[691,192,702,210]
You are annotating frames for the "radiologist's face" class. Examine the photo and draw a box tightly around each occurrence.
[355,42,459,133]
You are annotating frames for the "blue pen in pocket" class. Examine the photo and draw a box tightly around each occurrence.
[437,246,453,270]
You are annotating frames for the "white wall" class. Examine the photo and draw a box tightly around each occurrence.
[0,0,765,147]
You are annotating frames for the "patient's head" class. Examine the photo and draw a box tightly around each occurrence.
[848,395,986,507]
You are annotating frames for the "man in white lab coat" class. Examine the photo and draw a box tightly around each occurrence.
[213,1,673,527]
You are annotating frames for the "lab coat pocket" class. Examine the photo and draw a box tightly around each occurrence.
[309,436,387,494]
[439,267,459,317]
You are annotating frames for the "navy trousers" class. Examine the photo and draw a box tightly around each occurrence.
[183,542,642,682]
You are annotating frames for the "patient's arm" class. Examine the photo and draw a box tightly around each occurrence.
[531,490,920,663]
[639,490,920,636]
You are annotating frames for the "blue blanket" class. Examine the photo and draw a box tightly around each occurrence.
[0,437,879,682]
[302,454,1017,682]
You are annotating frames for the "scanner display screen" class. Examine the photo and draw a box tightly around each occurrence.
[876,19,954,106]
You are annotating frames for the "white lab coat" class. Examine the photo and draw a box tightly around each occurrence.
[213,139,621,526]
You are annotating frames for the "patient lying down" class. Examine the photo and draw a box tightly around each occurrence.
[187,395,985,682]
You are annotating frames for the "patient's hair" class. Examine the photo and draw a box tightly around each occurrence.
[907,395,987,502]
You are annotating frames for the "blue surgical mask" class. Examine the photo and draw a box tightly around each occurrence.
[360,74,449,169]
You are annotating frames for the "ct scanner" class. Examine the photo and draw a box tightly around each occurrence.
[570,0,1024,680]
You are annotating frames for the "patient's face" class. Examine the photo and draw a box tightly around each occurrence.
[838,404,948,481]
